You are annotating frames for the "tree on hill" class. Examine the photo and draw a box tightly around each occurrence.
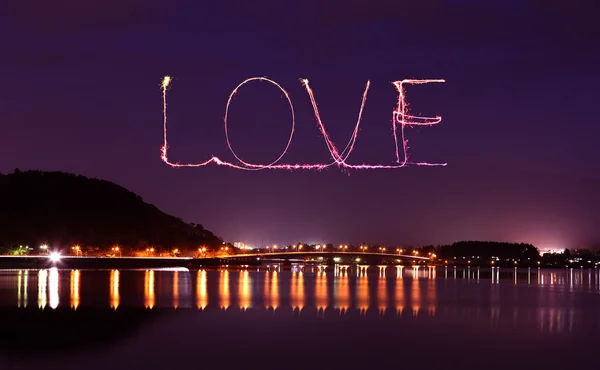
[437,241,539,260]
[0,170,223,254]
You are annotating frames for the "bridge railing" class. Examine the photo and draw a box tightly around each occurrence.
[221,251,429,261]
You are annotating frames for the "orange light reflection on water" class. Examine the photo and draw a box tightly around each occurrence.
[144,270,155,309]
[110,270,120,309]
[427,267,437,315]
[173,271,179,309]
[197,270,208,309]
[396,280,405,316]
[239,270,251,310]
[70,270,80,310]
[356,269,369,314]
[315,270,328,311]
[17,270,28,308]
[377,269,387,314]
[335,266,350,313]
[219,270,230,309]
[290,271,304,311]
[411,267,420,316]
[264,271,279,310]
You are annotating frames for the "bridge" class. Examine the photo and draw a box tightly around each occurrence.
[221,251,430,262]
[0,252,430,270]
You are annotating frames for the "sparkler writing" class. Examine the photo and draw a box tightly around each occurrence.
[161,76,445,170]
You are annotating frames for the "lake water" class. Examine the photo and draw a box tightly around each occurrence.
[0,265,599,369]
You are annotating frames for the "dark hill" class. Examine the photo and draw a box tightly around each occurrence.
[0,169,222,253]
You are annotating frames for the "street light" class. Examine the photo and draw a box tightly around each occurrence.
[111,245,121,257]
[71,245,81,256]
[49,252,61,263]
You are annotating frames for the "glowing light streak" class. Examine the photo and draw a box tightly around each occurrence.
[264,271,279,310]
[392,79,445,165]
[239,270,251,310]
[17,270,22,308]
[334,267,350,313]
[219,270,230,310]
[427,267,437,316]
[160,76,446,170]
[70,270,80,310]
[356,271,369,314]
[224,77,295,169]
[263,271,270,309]
[38,270,47,309]
[144,270,155,309]
[315,270,328,312]
[196,270,208,310]
[49,268,59,309]
[301,79,370,166]
[110,270,120,309]
[377,270,387,314]
[290,271,304,311]
[395,277,405,316]
[172,271,179,309]
[411,269,420,316]
[23,270,28,308]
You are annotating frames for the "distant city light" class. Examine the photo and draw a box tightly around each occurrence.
[234,242,254,250]
[539,248,566,255]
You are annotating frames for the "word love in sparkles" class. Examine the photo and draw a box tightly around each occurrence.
[160,76,445,171]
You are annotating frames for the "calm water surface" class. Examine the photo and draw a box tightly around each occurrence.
[0,265,599,369]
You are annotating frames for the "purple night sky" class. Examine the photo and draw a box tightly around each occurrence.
[1,1,599,249]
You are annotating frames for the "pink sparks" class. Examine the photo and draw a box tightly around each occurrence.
[160,76,446,171]
[392,79,445,166]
